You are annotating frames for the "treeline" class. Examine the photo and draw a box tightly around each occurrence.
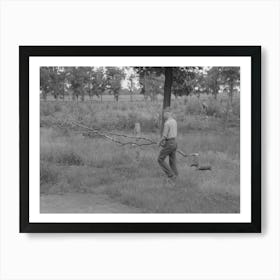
[40,66,124,102]
[40,66,240,102]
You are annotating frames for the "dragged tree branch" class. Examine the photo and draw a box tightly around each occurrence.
[52,117,199,157]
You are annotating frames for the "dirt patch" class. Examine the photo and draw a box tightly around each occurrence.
[40,192,142,213]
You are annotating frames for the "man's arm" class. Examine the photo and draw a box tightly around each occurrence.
[159,122,169,146]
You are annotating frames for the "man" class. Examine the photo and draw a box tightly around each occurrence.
[158,108,178,184]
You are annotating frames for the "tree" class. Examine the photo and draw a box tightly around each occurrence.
[139,71,164,102]
[41,67,66,100]
[105,67,125,102]
[40,67,51,100]
[57,68,67,100]
[82,67,94,100]
[172,67,202,98]
[205,67,221,99]
[135,67,202,104]
[163,67,173,109]
[126,69,137,102]
[86,67,107,102]
[220,67,240,104]
[138,69,148,101]
[136,67,162,101]
[135,67,202,134]
[48,67,59,100]
[67,67,89,101]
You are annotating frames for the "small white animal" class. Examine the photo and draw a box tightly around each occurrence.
[134,122,141,136]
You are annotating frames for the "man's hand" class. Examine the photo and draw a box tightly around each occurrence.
[158,138,166,147]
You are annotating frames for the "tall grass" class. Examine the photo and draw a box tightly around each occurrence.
[40,123,240,213]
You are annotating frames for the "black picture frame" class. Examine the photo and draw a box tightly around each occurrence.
[20,46,261,233]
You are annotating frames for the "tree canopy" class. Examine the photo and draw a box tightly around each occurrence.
[40,66,240,105]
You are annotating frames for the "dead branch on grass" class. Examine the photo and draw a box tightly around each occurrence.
[51,117,199,157]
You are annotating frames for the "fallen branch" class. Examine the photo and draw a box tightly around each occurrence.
[70,120,156,147]
[52,117,199,157]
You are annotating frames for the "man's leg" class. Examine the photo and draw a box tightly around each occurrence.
[169,148,178,177]
[158,146,174,178]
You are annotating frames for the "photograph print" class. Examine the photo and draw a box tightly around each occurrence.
[20,46,261,232]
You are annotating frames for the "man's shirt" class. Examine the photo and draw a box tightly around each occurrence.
[163,117,177,139]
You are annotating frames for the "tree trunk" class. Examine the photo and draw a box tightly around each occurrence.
[184,95,188,105]
[223,95,231,130]
[144,72,148,101]
[229,82,234,104]
[89,82,92,101]
[163,67,173,109]
[214,90,217,99]
[161,67,173,135]
[54,85,58,100]
[62,82,65,101]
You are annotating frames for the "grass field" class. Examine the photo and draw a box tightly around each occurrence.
[40,94,240,213]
